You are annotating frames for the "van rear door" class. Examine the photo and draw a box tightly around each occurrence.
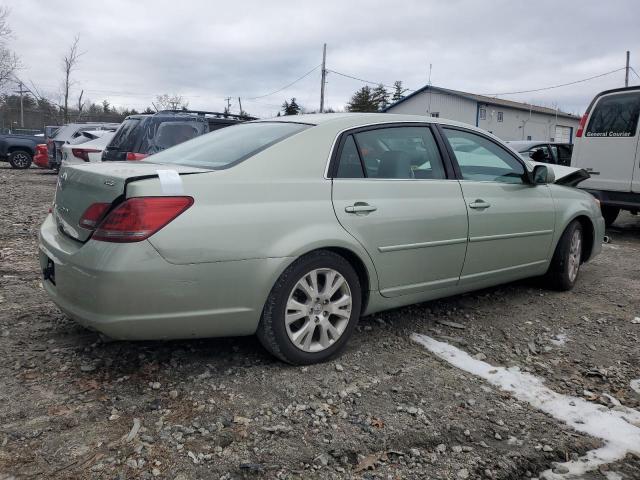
[573,90,640,192]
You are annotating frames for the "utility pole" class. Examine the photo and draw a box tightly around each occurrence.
[14,81,25,128]
[224,97,232,116]
[320,43,327,113]
[238,97,243,116]
[625,50,630,87]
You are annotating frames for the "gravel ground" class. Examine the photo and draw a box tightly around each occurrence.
[0,164,639,480]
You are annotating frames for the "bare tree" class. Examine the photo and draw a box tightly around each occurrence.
[0,7,19,89]
[76,89,84,120]
[61,35,83,123]
[155,93,189,111]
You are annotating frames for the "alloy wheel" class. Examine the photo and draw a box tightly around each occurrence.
[284,268,352,353]
[567,230,582,282]
[12,152,30,168]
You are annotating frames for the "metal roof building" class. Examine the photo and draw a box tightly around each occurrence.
[384,85,581,143]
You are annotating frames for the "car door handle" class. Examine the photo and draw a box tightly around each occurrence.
[345,202,377,214]
[469,199,491,209]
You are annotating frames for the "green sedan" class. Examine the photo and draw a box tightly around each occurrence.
[39,113,604,364]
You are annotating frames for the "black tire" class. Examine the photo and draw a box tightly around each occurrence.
[8,150,32,169]
[544,220,583,291]
[257,250,362,365]
[601,206,620,227]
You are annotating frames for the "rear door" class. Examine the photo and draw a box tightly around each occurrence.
[573,90,640,192]
[440,126,555,284]
[331,124,469,297]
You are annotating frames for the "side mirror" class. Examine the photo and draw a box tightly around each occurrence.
[532,164,555,184]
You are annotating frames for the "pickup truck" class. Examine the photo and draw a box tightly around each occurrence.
[0,133,43,169]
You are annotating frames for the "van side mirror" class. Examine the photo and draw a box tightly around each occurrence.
[532,164,555,184]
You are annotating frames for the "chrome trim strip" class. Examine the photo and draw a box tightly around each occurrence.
[469,229,553,243]
[460,260,547,281]
[380,276,459,296]
[378,237,467,252]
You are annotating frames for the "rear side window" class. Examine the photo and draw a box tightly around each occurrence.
[336,126,446,179]
[586,92,640,138]
[146,122,310,170]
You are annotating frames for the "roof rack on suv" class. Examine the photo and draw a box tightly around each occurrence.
[155,110,257,120]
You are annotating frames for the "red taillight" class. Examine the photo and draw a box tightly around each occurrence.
[126,152,149,161]
[576,112,588,138]
[79,202,111,229]
[72,148,101,162]
[92,197,193,243]
[36,144,48,155]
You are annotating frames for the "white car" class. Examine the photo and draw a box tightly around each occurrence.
[571,85,640,226]
[61,131,116,163]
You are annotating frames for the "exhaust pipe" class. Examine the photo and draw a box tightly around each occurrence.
[603,235,610,244]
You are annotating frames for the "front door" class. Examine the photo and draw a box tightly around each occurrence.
[331,125,469,297]
[441,127,555,284]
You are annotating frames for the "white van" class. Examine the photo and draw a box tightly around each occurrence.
[571,86,640,226]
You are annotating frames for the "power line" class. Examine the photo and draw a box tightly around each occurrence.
[327,69,414,91]
[481,68,627,96]
[246,64,321,100]
[630,66,640,82]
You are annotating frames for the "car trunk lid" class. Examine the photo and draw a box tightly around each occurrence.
[53,162,208,242]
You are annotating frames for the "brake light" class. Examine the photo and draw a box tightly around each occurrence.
[92,197,193,242]
[72,148,101,162]
[79,203,111,229]
[576,112,588,138]
[126,152,149,161]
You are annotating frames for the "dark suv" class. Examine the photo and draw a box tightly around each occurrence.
[102,110,253,161]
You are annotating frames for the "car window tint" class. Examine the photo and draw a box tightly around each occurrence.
[443,128,525,184]
[352,127,446,179]
[146,122,311,170]
[336,135,364,178]
[586,92,640,137]
[108,118,141,150]
[529,145,552,162]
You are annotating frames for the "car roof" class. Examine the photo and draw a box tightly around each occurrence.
[255,112,484,134]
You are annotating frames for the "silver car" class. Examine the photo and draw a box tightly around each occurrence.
[39,113,604,364]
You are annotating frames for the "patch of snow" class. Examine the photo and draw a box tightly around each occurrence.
[631,379,640,395]
[604,472,623,480]
[549,333,568,347]
[631,317,640,324]
[411,333,640,479]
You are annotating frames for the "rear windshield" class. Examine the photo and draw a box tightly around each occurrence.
[586,92,640,138]
[141,119,206,154]
[108,118,142,151]
[146,121,311,170]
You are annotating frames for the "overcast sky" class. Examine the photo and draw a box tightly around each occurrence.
[5,0,640,118]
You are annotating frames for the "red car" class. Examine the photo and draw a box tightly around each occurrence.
[33,144,49,168]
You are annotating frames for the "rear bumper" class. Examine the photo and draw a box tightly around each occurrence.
[38,214,289,340]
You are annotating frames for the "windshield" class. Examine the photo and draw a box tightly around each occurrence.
[146,121,311,169]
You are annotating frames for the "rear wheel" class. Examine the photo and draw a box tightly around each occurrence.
[545,220,583,291]
[257,250,362,365]
[601,206,620,227]
[8,150,32,169]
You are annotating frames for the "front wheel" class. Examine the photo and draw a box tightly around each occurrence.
[257,250,362,365]
[8,150,32,169]
[544,220,583,291]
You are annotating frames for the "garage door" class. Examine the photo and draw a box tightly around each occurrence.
[554,125,572,143]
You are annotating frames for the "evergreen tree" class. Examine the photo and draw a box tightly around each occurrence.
[372,84,390,111]
[391,81,407,103]
[282,97,301,115]
[346,86,378,112]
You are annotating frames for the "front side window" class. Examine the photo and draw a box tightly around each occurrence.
[147,122,310,169]
[338,126,446,179]
[586,92,640,137]
[443,128,525,184]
